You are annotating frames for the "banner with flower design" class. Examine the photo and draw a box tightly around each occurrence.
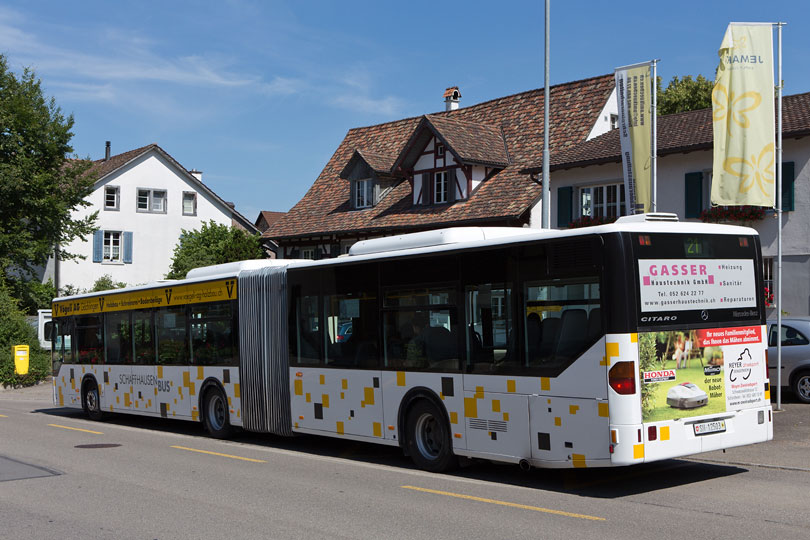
[711,23,775,207]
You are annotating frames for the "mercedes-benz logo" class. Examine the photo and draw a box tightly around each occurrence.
[700,310,709,321]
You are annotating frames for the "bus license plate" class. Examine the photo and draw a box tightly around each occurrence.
[693,420,726,436]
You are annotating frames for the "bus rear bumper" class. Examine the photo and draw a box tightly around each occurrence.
[609,406,773,465]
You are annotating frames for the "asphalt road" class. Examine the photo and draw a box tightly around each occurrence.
[1,382,807,540]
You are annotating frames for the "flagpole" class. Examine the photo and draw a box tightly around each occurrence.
[775,21,784,411]
[651,59,658,212]
[541,0,551,229]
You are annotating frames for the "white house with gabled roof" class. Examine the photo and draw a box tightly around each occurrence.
[45,142,257,291]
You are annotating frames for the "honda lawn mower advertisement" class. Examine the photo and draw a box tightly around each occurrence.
[637,326,769,423]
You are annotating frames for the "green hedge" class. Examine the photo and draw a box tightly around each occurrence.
[0,283,51,388]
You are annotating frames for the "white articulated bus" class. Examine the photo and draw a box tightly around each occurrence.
[52,214,773,471]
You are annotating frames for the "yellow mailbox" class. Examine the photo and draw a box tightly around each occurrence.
[13,345,30,376]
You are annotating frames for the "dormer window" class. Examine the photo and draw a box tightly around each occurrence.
[434,171,448,203]
[355,179,373,209]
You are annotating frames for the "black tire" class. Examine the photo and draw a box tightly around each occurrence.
[791,371,810,404]
[404,400,457,472]
[202,387,232,439]
[82,379,103,421]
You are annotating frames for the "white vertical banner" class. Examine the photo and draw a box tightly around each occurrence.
[615,62,653,214]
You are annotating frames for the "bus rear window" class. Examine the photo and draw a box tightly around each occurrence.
[633,233,762,327]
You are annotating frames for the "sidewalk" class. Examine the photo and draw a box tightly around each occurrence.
[690,400,809,471]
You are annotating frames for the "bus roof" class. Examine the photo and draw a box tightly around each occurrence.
[53,216,757,302]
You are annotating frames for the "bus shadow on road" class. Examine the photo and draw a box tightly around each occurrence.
[33,407,748,497]
[448,459,748,498]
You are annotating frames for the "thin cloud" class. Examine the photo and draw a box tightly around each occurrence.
[331,93,404,116]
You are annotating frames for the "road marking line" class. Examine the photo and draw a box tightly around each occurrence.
[48,424,103,435]
[171,445,267,463]
[401,485,605,521]
[0,414,8,417]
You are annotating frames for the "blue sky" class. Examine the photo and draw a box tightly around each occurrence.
[2,0,807,223]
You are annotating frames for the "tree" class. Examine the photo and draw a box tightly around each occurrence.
[0,282,50,387]
[90,274,127,292]
[0,55,97,294]
[166,221,266,279]
[657,75,713,115]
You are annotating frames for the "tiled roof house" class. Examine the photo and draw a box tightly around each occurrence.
[265,74,618,258]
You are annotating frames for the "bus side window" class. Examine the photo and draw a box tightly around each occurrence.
[157,306,189,365]
[293,294,321,366]
[75,315,103,364]
[191,301,237,366]
[52,318,74,375]
[466,283,513,372]
[524,278,600,371]
[106,311,133,364]
[133,310,155,364]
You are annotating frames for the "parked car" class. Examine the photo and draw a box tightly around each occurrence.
[336,322,352,343]
[767,318,810,403]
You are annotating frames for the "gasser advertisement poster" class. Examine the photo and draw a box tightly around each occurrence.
[638,259,757,312]
[638,326,767,423]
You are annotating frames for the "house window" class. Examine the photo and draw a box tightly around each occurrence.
[610,114,619,130]
[436,144,445,157]
[763,257,774,306]
[183,192,197,216]
[301,248,315,260]
[137,189,167,213]
[104,186,119,210]
[355,179,373,208]
[579,183,626,218]
[434,171,448,204]
[104,231,122,262]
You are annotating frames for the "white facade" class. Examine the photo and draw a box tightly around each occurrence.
[586,87,619,141]
[47,147,245,290]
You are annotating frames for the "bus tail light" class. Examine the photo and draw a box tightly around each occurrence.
[609,362,636,395]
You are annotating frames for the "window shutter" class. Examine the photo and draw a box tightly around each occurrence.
[330,243,341,258]
[93,230,103,262]
[373,180,381,206]
[447,170,457,203]
[556,186,573,228]
[684,172,703,219]
[782,161,795,212]
[350,180,357,209]
[421,173,431,205]
[123,231,133,264]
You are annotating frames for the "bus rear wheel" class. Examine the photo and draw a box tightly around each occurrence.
[405,400,457,473]
[202,387,232,439]
[82,380,103,421]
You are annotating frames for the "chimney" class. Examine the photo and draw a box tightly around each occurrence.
[444,86,461,111]
[105,141,111,161]
[189,169,203,181]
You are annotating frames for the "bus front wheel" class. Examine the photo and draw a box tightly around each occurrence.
[405,400,457,473]
[82,380,103,421]
[202,387,232,439]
